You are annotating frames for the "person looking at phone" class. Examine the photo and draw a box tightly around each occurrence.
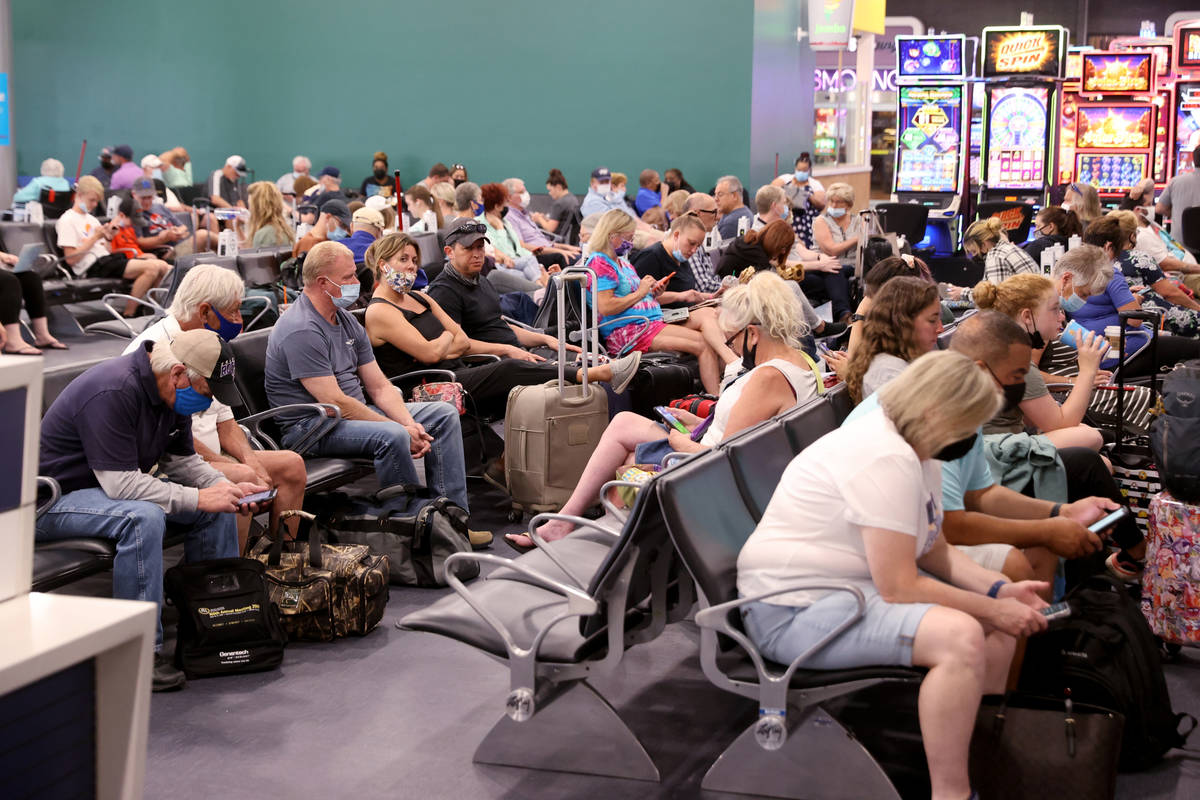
[506,270,818,550]
[124,264,308,550]
[842,277,944,404]
[681,192,725,293]
[38,329,267,692]
[56,175,171,317]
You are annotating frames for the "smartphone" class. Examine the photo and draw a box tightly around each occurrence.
[237,488,277,507]
[817,341,833,356]
[1040,601,1072,621]
[655,271,676,289]
[1087,507,1130,534]
[654,406,690,434]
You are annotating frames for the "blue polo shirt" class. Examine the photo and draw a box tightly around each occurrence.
[39,342,195,494]
[344,229,378,265]
[844,392,993,512]
[635,187,662,216]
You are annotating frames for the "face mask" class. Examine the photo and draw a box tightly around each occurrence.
[373,168,387,180]
[597,182,611,195]
[741,328,758,372]
[75,201,89,214]
[471,200,485,216]
[204,306,243,341]
[777,204,791,222]
[453,178,465,188]
[327,225,348,241]
[613,239,634,257]
[612,188,626,199]
[500,207,509,218]
[174,385,213,415]
[1025,322,1046,350]
[794,170,810,182]
[384,267,414,294]
[933,433,977,462]
[1061,201,1073,212]
[151,168,163,180]
[325,279,360,308]
[519,191,530,207]
[671,246,685,262]
[828,207,846,219]
[1061,291,1087,314]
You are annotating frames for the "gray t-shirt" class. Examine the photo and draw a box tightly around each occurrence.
[265,292,375,427]
[549,193,580,231]
[1160,170,1200,239]
[984,361,1048,435]
[862,353,909,399]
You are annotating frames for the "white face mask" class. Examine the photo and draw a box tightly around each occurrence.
[597,182,611,195]
[519,191,531,208]
[1062,201,1073,212]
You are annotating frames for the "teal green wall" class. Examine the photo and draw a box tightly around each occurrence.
[12,0,753,193]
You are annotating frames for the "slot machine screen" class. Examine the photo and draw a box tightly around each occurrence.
[1081,52,1154,95]
[895,86,963,193]
[1178,27,1200,69]
[896,37,967,80]
[986,86,1049,189]
[1177,83,1200,172]
[1075,104,1154,150]
[1075,153,1148,192]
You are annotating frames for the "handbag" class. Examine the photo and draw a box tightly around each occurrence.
[250,510,389,641]
[969,692,1124,800]
[163,557,287,678]
[410,380,466,415]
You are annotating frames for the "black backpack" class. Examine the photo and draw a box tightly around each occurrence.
[1019,575,1195,771]
[1150,360,1200,503]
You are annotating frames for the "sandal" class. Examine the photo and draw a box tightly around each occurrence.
[3,344,42,356]
[503,533,537,554]
[34,339,69,350]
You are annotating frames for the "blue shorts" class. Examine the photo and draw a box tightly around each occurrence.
[741,589,934,669]
[632,435,674,466]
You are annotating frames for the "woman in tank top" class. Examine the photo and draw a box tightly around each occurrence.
[505,271,823,550]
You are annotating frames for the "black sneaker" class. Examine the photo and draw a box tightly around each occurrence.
[153,652,187,693]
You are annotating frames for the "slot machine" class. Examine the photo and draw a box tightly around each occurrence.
[1071,50,1160,199]
[1173,20,1200,175]
[1056,47,1090,187]
[1112,36,1175,187]
[979,25,1068,206]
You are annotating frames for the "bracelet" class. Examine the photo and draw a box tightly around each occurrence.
[1050,503,1062,518]
[987,580,1007,599]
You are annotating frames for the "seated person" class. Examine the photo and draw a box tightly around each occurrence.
[532,168,581,239]
[503,177,580,263]
[345,206,385,267]
[1108,210,1200,332]
[770,152,825,247]
[38,330,265,691]
[842,277,943,403]
[663,189,689,220]
[1129,203,1199,290]
[161,147,195,190]
[57,176,171,317]
[306,166,347,211]
[664,167,696,194]
[508,270,817,549]
[0,248,66,354]
[450,163,468,186]
[124,264,307,549]
[585,209,732,394]
[1023,205,1081,266]
[13,157,70,205]
[682,193,726,293]
[359,151,393,198]
[264,241,491,547]
[130,178,210,256]
[429,182,457,229]
[580,166,663,243]
[634,169,668,216]
[811,182,863,282]
[739,350,1048,800]
[403,185,443,233]
[293,199,352,257]
[948,218,1039,301]
[973,273,1108,452]
[364,232,640,417]
[837,254,937,365]
[245,181,296,249]
[209,156,249,209]
[630,213,712,308]
[478,182,550,285]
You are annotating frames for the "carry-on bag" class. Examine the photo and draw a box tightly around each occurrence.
[1111,310,1163,535]
[1149,360,1200,503]
[251,510,389,641]
[316,485,479,587]
[1143,490,1200,646]
[163,557,287,678]
[969,692,1124,800]
[504,267,609,515]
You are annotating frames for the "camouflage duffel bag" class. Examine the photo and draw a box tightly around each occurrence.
[251,511,389,642]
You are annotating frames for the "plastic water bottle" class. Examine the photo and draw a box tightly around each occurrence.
[422,209,437,232]
[1041,249,1053,276]
[106,194,122,220]
[295,222,312,239]
[736,214,751,236]
[1068,234,1082,251]
[27,201,44,225]
[754,710,788,750]
[217,228,239,257]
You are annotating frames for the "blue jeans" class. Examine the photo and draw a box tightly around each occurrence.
[281,402,469,512]
[35,488,238,649]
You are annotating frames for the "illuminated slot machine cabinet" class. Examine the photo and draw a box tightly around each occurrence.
[891,35,970,251]
[979,25,1068,209]
[1056,48,1091,187]
[1111,36,1175,188]
[1072,50,1161,200]
[1172,20,1200,175]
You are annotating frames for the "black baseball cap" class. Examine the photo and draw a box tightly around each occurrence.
[114,144,134,160]
[171,329,244,408]
[443,219,489,247]
[321,198,352,229]
[591,166,611,180]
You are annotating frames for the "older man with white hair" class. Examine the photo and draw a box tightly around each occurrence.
[277,155,312,198]
[125,264,307,548]
[12,157,70,205]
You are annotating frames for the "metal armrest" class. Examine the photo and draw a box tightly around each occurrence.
[36,476,62,517]
[241,294,272,330]
[661,451,695,468]
[502,315,544,334]
[238,403,342,452]
[146,287,170,306]
[94,293,165,336]
[524,512,624,589]
[459,353,502,365]
[598,479,648,525]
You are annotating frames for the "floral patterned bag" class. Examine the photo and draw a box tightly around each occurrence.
[410,381,465,415]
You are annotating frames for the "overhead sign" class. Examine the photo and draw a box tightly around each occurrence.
[809,0,858,51]
[982,26,1066,78]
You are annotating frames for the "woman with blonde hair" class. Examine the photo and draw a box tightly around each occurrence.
[245,181,294,247]
[842,277,943,403]
[1064,181,1103,229]
[739,349,1047,800]
[586,209,732,393]
[404,184,443,233]
[508,270,820,550]
[663,189,690,219]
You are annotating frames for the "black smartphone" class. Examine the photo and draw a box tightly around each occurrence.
[237,488,277,507]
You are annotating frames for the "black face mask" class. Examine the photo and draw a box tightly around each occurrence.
[373,168,387,180]
[741,328,758,372]
[985,364,1026,411]
[453,178,465,188]
[500,207,509,218]
[934,433,977,462]
[1026,325,1046,350]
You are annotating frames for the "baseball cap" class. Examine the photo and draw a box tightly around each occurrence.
[141,154,162,169]
[131,177,158,198]
[114,144,134,160]
[322,198,352,229]
[591,166,611,181]
[363,195,389,210]
[170,329,244,408]
[443,218,489,248]
[352,207,385,230]
[225,155,248,176]
[318,166,341,180]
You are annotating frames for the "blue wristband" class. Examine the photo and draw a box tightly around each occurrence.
[987,580,1007,599]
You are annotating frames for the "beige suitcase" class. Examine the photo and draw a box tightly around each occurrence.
[504,269,608,515]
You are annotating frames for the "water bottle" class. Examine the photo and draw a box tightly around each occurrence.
[27,201,44,225]
[12,205,26,223]
[1068,234,1082,251]
[422,209,437,232]
[106,194,122,220]
[1041,249,1052,276]
[217,228,239,257]
[736,214,751,236]
[295,222,312,239]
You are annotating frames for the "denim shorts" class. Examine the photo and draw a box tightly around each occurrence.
[741,588,934,669]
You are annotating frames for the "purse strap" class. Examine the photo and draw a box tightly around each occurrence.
[268,509,322,570]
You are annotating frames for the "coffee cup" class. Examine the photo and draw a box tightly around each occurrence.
[1104,325,1122,350]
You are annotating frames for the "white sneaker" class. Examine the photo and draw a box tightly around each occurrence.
[608,351,642,394]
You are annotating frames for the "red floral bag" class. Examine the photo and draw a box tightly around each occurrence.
[409,381,465,415]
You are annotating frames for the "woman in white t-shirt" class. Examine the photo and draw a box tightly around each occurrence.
[504,271,821,550]
[737,351,1049,800]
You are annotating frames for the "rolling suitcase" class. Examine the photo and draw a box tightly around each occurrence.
[504,268,609,516]
[1111,310,1163,537]
[1142,491,1200,649]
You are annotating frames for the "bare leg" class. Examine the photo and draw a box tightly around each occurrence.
[122,258,170,316]
[29,317,64,347]
[685,307,736,363]
[2,323,39,354]
[1020,546,1057,599]
[650,324,722,393]
[253,449,308,539]
[1045,425,1103,452]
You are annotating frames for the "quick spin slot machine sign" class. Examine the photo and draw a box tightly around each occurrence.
[980,25,1067,204]
[1071,51,1159,197]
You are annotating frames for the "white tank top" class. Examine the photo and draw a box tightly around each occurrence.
[702,358,820,446]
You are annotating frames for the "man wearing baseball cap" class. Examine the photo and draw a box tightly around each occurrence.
[293,197,352,257]
[89,145,116,187]
[108,144,143,191]
[130,177,202,255]
[346,206,386,266]
[209,155,249,209]
[38,328,267,691]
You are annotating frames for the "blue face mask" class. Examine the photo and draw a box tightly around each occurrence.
[613,239,633,257]
[1061,291,1087,314]
[794,170,810,182]
[327,225,348,241]
[672,248,685,262]
[204,306,243,341]
[471,201,485,216]
[174,385,213,415]
[327,280,361,308]
[828,207,847,219]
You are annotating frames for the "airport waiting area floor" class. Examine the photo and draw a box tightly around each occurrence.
[52,479,1200,800]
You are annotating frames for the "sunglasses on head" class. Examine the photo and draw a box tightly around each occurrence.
[453,222,487,235]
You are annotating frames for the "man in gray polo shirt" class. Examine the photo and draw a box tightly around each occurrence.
[1158,143,1200,242]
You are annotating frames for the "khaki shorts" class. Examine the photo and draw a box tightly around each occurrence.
[955,543,1015,572]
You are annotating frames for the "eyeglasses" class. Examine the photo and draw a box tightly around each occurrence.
[690,207,718,215]
[452,222,487,235]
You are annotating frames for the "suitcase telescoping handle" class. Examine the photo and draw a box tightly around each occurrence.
[557,267,601,402]
[268,509,323,570]
[1115,309,1161,456]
